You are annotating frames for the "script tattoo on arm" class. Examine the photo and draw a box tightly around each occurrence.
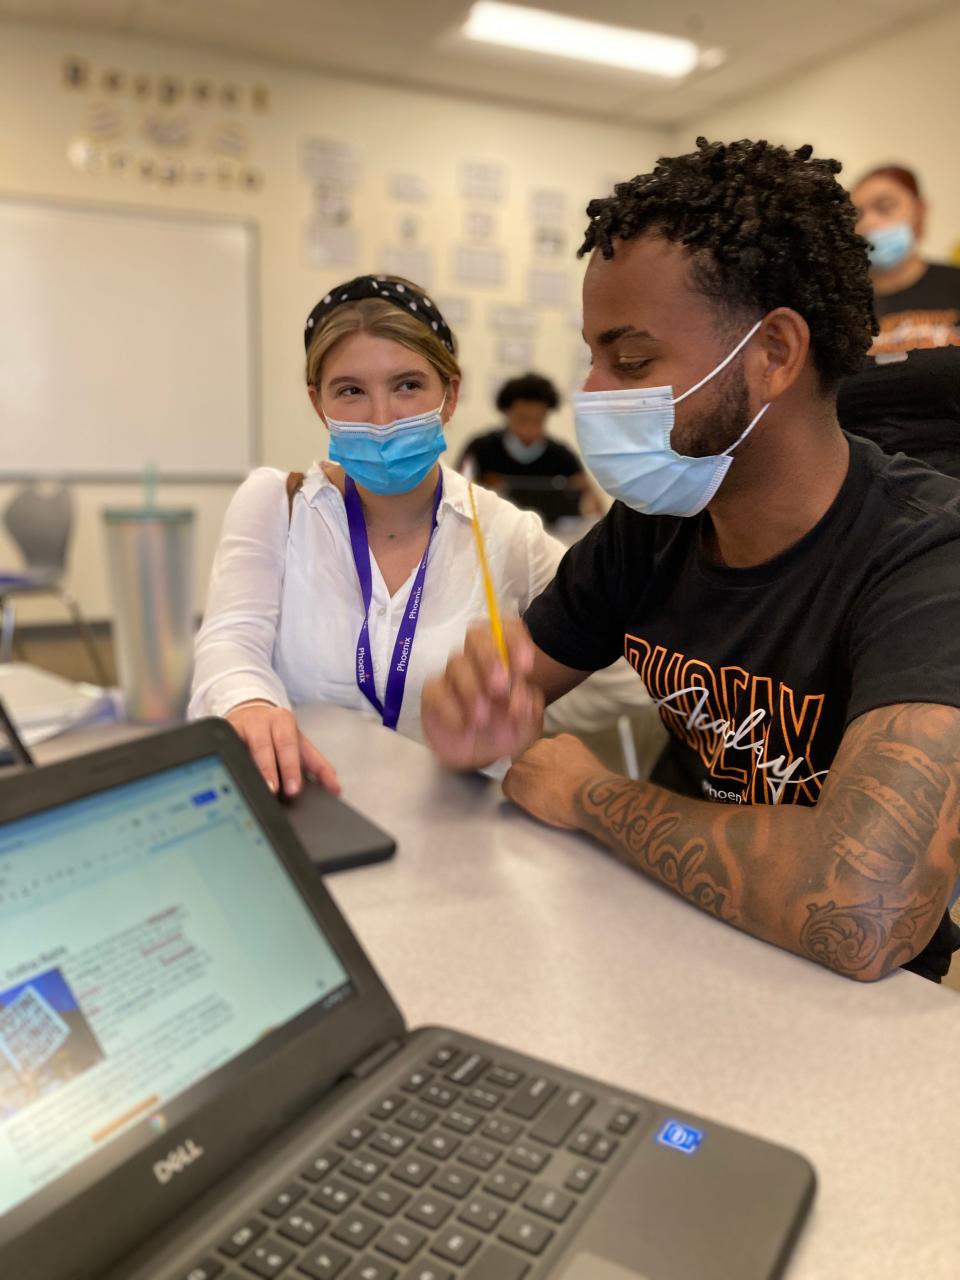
[575,777,742,925]
[574,704,960,980]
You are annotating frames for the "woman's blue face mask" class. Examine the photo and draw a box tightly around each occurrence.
[325,397,447,496]
[866,221,916,271]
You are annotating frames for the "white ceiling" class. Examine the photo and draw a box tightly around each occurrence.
[0,0,956,126]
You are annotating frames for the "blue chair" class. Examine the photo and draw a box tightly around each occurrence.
[0,484,108,684]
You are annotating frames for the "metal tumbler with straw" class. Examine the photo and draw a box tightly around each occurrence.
[102,466,196,723]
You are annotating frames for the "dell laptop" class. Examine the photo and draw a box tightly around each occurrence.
[0,719,815,1280]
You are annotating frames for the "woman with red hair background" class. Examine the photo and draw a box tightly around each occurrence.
[838,165,960,480]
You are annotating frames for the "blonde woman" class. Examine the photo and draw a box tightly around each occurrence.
[189,275,647,794]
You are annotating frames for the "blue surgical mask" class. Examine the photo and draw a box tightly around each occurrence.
[867,221,915,271]
[326,399,446,496]
[573,321,769,518]
[502,431,548,465]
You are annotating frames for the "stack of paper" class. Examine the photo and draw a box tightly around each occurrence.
[0,663,121,750]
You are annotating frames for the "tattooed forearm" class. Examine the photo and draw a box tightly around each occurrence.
[820,706,955,885]
[799,895,940,977]
[573,703,960,981]
[577,777,740,923]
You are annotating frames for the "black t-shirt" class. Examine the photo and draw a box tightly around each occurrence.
[838,347,960,480]
[458,429,584,480]
[838,263,960,480]
[872,261,960,327]
[525,434,960,980]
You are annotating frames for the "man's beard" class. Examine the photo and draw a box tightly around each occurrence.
[672,361,751,459]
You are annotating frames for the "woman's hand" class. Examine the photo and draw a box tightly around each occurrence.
[225,701,340,796]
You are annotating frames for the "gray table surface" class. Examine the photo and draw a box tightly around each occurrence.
[27,707,958,1278]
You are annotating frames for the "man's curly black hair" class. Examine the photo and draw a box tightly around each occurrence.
[579,137,877,389]
[495,372,560,412]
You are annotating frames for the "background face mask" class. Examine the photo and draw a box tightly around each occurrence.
[502,432,548,465]
[326,400,446,496]
[573,321,769,518]
[866,222,915,270]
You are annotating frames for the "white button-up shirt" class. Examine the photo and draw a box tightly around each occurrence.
[189,463,647,740]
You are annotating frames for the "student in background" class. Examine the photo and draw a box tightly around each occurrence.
[839,165,960,479]
[853,165,960,326]
[189,275,647,795]
[458,372,602,520]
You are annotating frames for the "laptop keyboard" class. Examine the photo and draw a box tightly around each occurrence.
[180,1042,650,1280]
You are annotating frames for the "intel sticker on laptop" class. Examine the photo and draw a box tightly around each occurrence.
[657,1120,704,1155]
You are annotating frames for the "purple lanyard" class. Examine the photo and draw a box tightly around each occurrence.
[343,472,443,730]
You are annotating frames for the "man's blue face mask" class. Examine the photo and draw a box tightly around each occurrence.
[573,322,769,518]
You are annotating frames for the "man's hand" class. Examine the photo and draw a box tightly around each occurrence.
[422,619,545,768]
[504,735,611,829]
[226,701,340,797]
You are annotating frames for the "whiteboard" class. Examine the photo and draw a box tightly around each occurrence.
[0,199,257,479]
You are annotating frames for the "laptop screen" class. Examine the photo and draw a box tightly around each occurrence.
[498,475,581,525]
[0,755,352,1225]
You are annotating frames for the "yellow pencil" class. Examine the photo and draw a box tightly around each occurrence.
[467,482,509,666]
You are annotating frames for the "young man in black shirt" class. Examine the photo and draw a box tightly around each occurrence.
[458,373,600,521]
[422,139,960,983]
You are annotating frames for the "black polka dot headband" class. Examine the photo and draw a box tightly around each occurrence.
[304,274,455,354]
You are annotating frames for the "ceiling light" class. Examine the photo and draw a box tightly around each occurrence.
[462,2,700,79]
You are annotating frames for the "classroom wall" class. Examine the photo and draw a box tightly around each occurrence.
[8,7,960,631]
[0,18,664,624]
[671,4,960,260]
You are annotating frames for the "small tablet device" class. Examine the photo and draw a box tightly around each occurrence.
[279,775,397,874]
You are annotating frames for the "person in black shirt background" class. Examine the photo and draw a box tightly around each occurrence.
[839,165,960,479]
[457,372,602,521]
[853,165,960,329]
[423,138,960,984]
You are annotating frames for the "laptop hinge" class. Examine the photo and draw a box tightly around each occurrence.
[350,1038,404,1081]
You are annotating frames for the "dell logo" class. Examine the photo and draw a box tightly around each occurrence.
[153,1139,205,1185]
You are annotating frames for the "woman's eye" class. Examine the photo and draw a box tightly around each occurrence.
[338,385,364,397]
[398,380,424,392]
[617,360,651,374]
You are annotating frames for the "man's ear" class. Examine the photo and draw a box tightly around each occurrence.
[749,308,811,403]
